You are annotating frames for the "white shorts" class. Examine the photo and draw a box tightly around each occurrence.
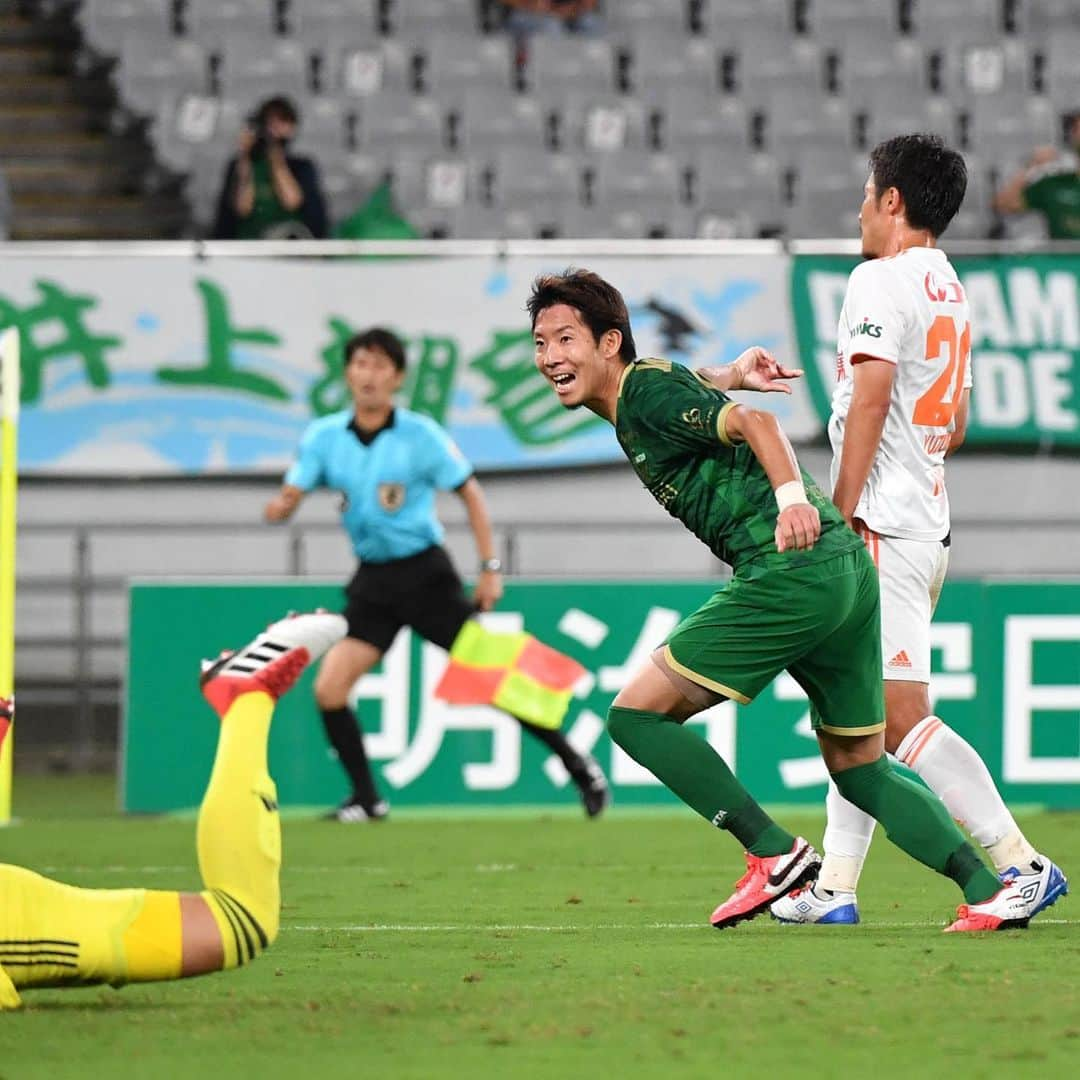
[856,524,949,683]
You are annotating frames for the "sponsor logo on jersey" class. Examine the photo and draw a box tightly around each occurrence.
[633,451,646,464]
[378,483,406,512]
[887,650,913,668]
[923,270,965,304]
[681,406,706,431]
[853,316,883,339]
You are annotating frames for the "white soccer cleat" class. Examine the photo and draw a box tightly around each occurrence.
[945,878,1031,932]
[770,885,860,925]
[200,611,347,716]
[1001,856,1068,920]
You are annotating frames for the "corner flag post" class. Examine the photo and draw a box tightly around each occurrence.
[0,326,19,825]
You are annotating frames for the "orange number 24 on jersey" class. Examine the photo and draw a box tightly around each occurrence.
[913,315,970,427]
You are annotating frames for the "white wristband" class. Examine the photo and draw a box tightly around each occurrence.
[774,480,809,512]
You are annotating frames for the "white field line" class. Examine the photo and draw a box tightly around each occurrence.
[289,918,1080,933]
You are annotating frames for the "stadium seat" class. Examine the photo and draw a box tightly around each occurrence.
[700,0,792,41]
[659,89,750,155]
[456,90,549,153]
[968,94,1059,171]
[936,39,1033,101]
[1026,0,1080,32]
[218,38,310,102]
[291,96,353,155]
[320,39,414,97]
[731,34,826,107]
[185,0,277,45]
[690,150,785,236]
[388,0,479,38]
[491,148,581,222]
[524,37,617,97]
[426,202,538,240]
[558,93,651,153]
[907,0,1003,40]
[419,33,515,98]
[1042,31,1080,110]
[806,0,900,41]
[588,150,682,208]
[116,36,209,119]
[78,0,174,57]
[320,150,387,223]
[786,181,861,239]
[604,0,690,42]
[863,95,957,150]
[835,35,927,99]
[628,36,718,98]
[764,94,854,166]
[357,90,446,152]
[288,0,380,45]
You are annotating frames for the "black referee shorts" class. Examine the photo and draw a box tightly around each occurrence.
[342,545,475,653]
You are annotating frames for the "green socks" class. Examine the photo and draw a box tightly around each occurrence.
[832,756,1001,904]
[607,706,794,857]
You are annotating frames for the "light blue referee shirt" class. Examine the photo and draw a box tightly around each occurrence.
[285,407,473,563]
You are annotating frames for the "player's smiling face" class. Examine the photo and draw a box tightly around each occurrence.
[533,303,621,414]
[345,346,403,412]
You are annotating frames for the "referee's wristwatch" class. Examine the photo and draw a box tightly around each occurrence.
[479,557,502,573]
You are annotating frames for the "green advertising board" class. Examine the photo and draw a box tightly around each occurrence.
[792,253,1080,446]
[125,579,1080,813]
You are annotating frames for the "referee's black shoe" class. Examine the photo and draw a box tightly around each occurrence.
[576,760,611,819]
[326,795,390,824]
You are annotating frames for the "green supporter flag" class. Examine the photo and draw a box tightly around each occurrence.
[434,621,586,730]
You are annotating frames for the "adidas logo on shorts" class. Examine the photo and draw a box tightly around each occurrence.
[888,650,913,668]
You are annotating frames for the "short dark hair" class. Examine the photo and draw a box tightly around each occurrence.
[869,133,967,238]
[526,268,637,362]
[255,95,299,127]
[344,327,407,371]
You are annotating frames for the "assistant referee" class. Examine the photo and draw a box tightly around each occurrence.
[265,327,610,821]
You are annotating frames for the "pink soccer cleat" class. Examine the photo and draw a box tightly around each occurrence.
[200,611,347,716]
[944,879,1031,932]
[711,838,821,929]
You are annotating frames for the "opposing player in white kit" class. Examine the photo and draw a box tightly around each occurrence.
[773,134,1067,928]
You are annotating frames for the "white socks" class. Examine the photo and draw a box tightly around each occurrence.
[818,778,875,893]
[818,715,1038,891]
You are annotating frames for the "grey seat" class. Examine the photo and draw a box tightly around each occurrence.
[1043,32,1080,109]
[358,91,446,152]
[1026,0,1080,33]
[186,0,277,44]
[457,91,548,154]
[605,0,689,41]
[763,91,853,165]
[389,0,479,37]
[863,95,957,149]
[117,35,208,118]
[290,0,379,46]
[968,95,1060,173]
[785,182,861,239]
[701,0,791,41]
[320,39,414,97]
[525,36,616,96]
[691,150,784,235]
[629,36,717,99]
[732,34,826,108]
[79,0,174,57]
[589,150,682,207]
[420,33,514,98]
[937,39,1033,103]
[292,96,353,155]
[558,93,651,153]
[491,148,581,227]
[218,38,310,101]
[838,35,927,98]
[660,89,750,156]
[320,150,387,223]
[807,0,900,41]
[907,0,1003,39]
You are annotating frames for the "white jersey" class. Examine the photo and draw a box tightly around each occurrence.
[828,247,973,542]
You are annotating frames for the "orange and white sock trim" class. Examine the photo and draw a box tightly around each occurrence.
[895,715,944,767]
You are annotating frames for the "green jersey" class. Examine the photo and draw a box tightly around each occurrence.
[236,158,308,240]
[1023,162,1080,240]
[615,358,860,576]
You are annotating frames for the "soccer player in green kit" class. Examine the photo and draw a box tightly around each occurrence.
[529,269,1029,932]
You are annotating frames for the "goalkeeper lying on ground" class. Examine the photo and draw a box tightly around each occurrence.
[0,610,346,1010]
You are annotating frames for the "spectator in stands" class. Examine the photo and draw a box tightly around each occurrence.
[500,0,604,46]
[213,95,328,240]
[993,112,1080,239]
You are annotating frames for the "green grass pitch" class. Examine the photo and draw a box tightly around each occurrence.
[3,776,1078,1079]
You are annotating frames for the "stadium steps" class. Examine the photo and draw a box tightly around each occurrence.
[0,2,187,239]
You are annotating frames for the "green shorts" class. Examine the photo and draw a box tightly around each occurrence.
[664,548,885,736]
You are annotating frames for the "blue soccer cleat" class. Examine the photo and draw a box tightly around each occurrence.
[1001,856,1068,920]
[770,884,860,925]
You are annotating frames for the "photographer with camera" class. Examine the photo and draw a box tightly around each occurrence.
[212,95,328,240]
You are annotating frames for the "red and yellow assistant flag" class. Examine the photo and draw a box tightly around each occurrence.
[434,621,585,730]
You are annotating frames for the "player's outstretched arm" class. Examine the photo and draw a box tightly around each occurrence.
[456,477,504,612]
[723,405,820,553]
[697,346,803,395]
[264,483,305,523]
[832,358,894,526]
